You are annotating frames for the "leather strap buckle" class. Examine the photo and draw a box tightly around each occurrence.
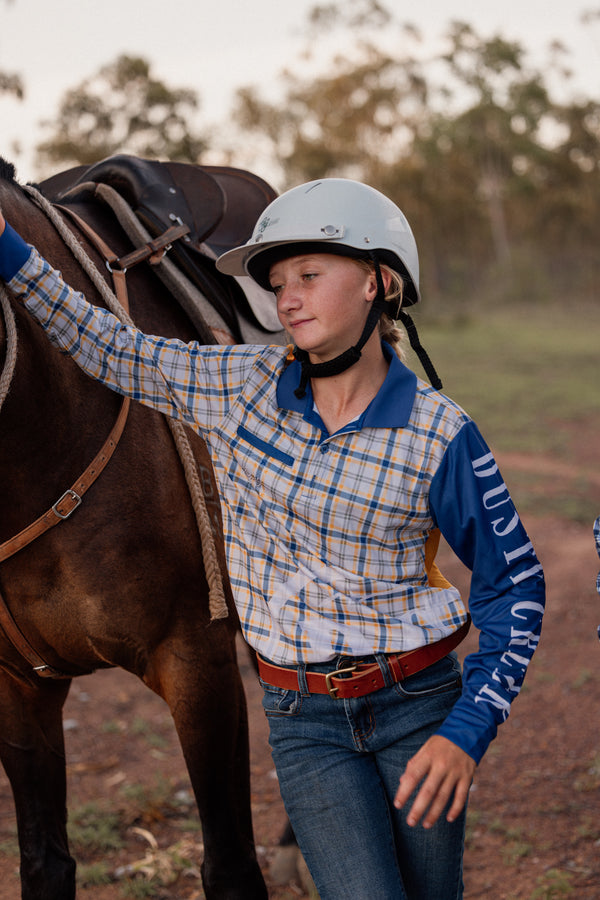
[52,489,82,519]
[324,663,358,698]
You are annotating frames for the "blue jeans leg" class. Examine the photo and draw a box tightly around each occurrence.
[262,653,466,900]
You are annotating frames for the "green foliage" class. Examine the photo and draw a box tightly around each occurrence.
[233,1,600,310]
[413,305,599,439]
[530,868,575,898]
[35,54,208,171]
[574,752,600,792]
[0,836,18,857]
[20,0,599,324]
[119,775,178,813]
[68,788,202,895]
[68,801,124,854]
[76,861,113,887]
[121,880,164,898]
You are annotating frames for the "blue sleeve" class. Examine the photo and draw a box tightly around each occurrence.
[0,222,32,281]
[429,421,545,763]
[594,518,600,636]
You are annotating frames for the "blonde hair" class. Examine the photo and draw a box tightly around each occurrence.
[354,260,406,359]
[378,312,406,360]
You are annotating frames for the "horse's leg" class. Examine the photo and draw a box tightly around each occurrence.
[0,671,75,900]
[146,625,268,900]
[242,641,305,889]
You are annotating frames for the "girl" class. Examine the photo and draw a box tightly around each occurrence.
[0,178,545,899]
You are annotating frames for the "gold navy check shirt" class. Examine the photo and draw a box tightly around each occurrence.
[5,240,545,762]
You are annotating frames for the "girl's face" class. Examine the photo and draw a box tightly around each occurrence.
[269,253,378,363]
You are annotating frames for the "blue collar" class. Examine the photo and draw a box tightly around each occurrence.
[276,342,417,429]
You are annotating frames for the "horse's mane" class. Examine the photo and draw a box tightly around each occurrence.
[0,157,17,183]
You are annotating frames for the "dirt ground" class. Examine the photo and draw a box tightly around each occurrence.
[0,438,599,900]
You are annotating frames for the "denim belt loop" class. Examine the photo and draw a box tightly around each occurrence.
[375,652,395,688]
[297,663,310,696]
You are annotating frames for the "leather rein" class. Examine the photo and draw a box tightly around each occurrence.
[0,207,189,677]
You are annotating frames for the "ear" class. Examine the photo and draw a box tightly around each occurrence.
[365,266,392,303]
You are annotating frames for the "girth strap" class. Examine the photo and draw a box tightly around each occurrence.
[0,396,129,565]
[0,406,129,678]
[0,220,132,678]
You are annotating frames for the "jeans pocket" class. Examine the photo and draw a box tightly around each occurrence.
[260,681,303,717]
[393,653,463,699]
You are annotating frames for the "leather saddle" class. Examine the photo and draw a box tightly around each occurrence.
[38,154,285,342]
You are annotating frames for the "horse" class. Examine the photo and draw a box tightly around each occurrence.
[0,155,279,900]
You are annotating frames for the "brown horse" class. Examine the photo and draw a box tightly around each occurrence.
[0,157,269,900]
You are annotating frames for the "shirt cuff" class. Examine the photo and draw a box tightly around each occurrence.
[0,221,32,282]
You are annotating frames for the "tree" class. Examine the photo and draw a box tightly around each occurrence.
[231,2,600,304]
[35,55,208,170]
[0,71,23,100]
[0,0,23,101]
[234,45,428,186]
[232,1,428,186]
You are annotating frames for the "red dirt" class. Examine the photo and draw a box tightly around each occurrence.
[0,443,599,899]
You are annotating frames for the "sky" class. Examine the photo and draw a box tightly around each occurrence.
[1,0,598,182]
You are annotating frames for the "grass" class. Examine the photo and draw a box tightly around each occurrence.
[68,801,123,854]
[530,868,575,898]
[75,861,113,887]
[118,774,191,818]
[0,836,18,857]
[68,784,203,896]
[411,304,600,451]
[404,301,600,522]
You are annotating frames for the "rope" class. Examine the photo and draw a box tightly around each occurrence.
[0,285,18,412]
[21,184,228,620]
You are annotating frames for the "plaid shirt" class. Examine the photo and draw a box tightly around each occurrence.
[5,241,545,762]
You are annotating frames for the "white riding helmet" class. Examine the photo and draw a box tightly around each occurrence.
[216,178,420,307]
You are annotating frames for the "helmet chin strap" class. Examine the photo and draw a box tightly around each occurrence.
[397,310,443,391]
[292,257,443,399]
[293,257,386,400]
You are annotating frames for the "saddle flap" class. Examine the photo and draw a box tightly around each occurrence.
[200,166,277,256]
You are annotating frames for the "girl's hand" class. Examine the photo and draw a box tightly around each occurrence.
[394,735,476,829]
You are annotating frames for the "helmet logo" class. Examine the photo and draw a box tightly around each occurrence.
[253,215,272,244]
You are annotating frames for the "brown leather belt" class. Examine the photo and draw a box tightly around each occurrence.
[257,618,470,699]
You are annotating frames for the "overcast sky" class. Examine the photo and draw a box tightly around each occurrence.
[1,0,598,180]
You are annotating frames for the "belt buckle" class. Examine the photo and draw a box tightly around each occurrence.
[325,663,358,698]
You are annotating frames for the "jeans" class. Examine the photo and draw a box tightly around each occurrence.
[261,652,466,900]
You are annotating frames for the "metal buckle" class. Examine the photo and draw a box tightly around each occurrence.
[325,664,358,698]
[106,258,127,275]
[52,490,82,520]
